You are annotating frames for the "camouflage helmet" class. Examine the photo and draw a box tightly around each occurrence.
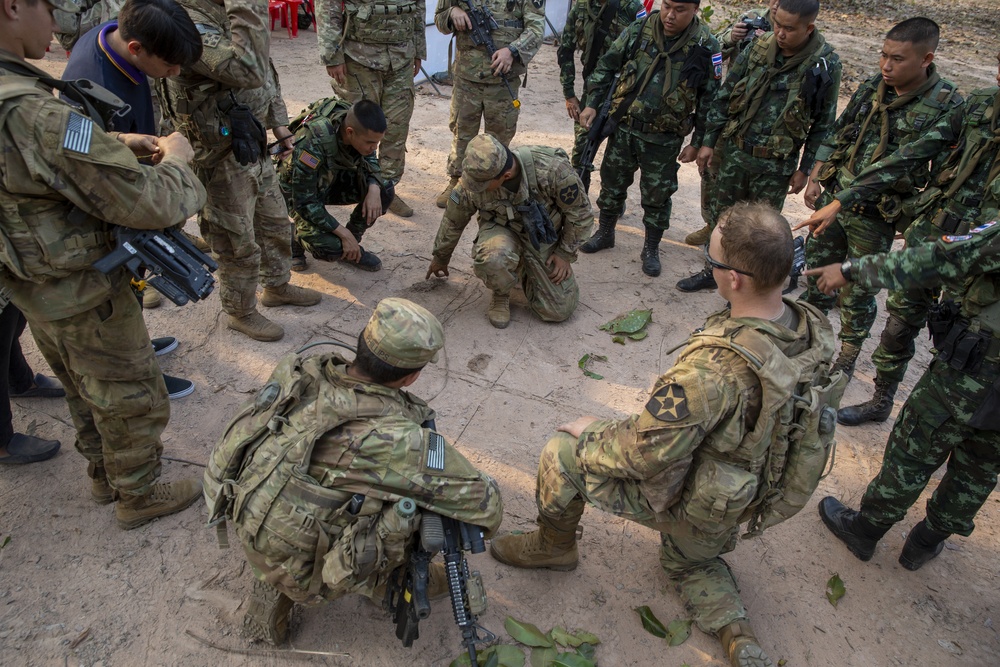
[362,298,444,369]
[461,134,513,193]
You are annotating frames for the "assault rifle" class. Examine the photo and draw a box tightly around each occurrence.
[576,72,621,191]
[385,512,495,665]
[460,0,521,108]
[784,235,806,295]
[93,228,218,306]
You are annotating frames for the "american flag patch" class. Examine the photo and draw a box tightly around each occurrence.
[63,112,93,154]
[298,150,320,169]
[425,432,446,471]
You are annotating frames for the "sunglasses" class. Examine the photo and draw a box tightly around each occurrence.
[703,243,755,277]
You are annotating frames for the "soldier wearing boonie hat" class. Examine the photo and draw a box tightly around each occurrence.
[428,134,594,329]
[361,297,444,369]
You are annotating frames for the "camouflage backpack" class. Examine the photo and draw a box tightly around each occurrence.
[677,301,848,537]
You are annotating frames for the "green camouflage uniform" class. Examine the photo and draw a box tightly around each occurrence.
[434,0,544,177]
[53,0,125,50]
[533,300,832,633]
[157,0,292,319]
[432,143,593,322]
[703,31,840,226]
[277,97,391,260]
[871,87,1000,385]
[848,218,1000,536]
[804,66,964,349]
[585,13,720,231]
[317,0,425,184]
[0,53,206,496]
[717,7,771,66]
[556,0,645,174]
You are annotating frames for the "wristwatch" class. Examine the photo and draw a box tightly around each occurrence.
[840,259,854,281]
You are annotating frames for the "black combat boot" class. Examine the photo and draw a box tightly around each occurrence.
[290,231,307,272]
[640,227,663,276]
[818,496,890,561]
[581,212,617,253]
[899,520,950,571]
[837,379,898,426]
[677,264,717,292]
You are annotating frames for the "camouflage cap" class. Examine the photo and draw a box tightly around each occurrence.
[460,134,512,193]
[362,298,444,369]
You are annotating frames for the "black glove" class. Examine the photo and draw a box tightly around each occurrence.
[228,103,266,166]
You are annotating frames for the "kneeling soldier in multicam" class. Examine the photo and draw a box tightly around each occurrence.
[491,204,843,667]
[205,297,503,644]
[427,134,593,329]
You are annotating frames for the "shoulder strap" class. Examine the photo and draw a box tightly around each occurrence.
[0,61,124,130]
[515,145,541,196]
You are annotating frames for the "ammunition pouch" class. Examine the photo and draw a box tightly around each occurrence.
[927,300,961,349]
[936,318,993,374]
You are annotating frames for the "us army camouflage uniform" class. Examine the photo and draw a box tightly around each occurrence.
[157,0,292,319]
[703,31,840,227]
[277,97,392,259]
[585,13,720,231]
[847,219,1000,536]
[0,53,206,496]
[804,66,964,350]
[870,87,1000,385]
[53,0,125,50]
[557,0,645,175]
[432,145,592,322]
[317,0,425,184]
[533,300,826,633]
[434,0,544,177]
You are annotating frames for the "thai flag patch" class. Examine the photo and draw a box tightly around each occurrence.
[971,220,997,234]
[636,8,647,19]
[298,151,320,169]
[712,53,724,80]
[63,112,93,155]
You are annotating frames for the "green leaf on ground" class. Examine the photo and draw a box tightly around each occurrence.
[627,330,648,341]
[665,619,692,646]
[612,335,626,345]
[530,647,557,667]
[635,606,668,638]
[826,573,846,607]
[552,652,595,667]
[576,643,596,660]
[577,353,607,380]
[549,627,575,647]
[599,309,652,335]
[573,631,600,646]
[506,617,554,648]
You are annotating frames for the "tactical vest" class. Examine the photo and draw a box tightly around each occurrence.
[722,34,837,160]
[611,15,713,136]
[453,0,528,79]
[674,301,847,536]
[0,78,113,282]
[345,0,419,44]
[204,349,433,601]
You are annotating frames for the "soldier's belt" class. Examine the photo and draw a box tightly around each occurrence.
[829,183,886,222]
[369,3,417,14]
[733,135,781,160]
[623,116,665,134]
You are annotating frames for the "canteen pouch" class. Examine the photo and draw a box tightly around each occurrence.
[683,459,758,534]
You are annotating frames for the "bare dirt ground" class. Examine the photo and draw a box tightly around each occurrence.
[3,2,998,666]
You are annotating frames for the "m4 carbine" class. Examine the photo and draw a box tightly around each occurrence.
[461,0,522,108]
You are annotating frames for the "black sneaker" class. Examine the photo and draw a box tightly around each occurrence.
[152,337,178,357]
[163,374,195,400]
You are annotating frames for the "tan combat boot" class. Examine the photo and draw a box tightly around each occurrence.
[487,291,510,329]
[89,463,115,505]
[436,176,460,208]
[142,287,162,309]
[489,523,579,571]
[244,579,294,645]
[115,478,203,530]
[228,310,284,342]
[684,225,711,247]
[260,282,322,308]
[719,620,774,667]
[831,342,862,379]
[388,194,414,218]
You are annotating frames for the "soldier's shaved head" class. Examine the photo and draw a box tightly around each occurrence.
[347,100,387,134]
[718,203,793,291]
[886,17,940,55]
[777,0,819,23]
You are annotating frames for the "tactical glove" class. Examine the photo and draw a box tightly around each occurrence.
[228,103,266,166]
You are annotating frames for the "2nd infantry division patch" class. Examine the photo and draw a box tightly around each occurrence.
[559,182,580,205]
[645,383,690,422]
[63,112,93,155]
[425,431,446,471]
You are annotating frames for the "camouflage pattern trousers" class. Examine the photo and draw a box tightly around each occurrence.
[332,58,415,184]
[473,222,579,322]
[597,127,683,231]
[290,173,392,260]
[27,279,167,497]
[536,432,749,634]
[447,75,521,177]
[859,356,1000,536]
[196,155,291,318]
[706,144,793,229]
[803,191,896,348]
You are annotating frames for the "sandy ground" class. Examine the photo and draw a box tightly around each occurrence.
[3,4,999,666]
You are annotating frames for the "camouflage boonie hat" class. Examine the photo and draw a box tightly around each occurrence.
[362,298,444,369]
[461,134,512,193]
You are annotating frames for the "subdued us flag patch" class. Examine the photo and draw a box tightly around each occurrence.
[425,431,446,471]
[63,112,93,155]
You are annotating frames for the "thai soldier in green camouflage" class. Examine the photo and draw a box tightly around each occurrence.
[53,0,125,50]
[797,18,963,378]
[557,0,646,191]
[158,0,321,343]
[678,0,840,293]
[213,298,503,644]
[433,0,544,208]
[278,98,393,273]
[807,216,1000,572]
[492,204,836,667]
[317,0,425,218]
[427,134,593,328]
[578,0,721,277]
[839,58,1000,426]
[0,4,206,528]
